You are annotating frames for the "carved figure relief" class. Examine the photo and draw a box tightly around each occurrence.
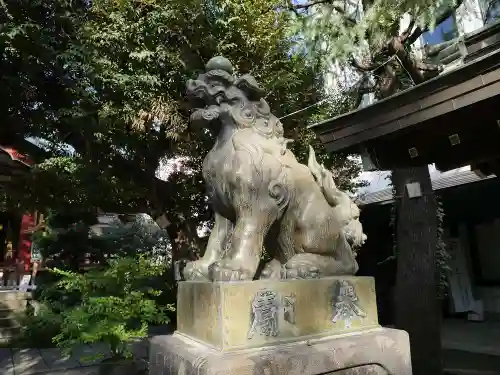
[247,290,297,339]
[331,280,367,328]
[283,293,296,324]
[248,290,280,339]
[183,56,367,282]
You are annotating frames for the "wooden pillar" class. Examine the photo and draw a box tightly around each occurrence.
[17,212,37,272]
[393,165,442,375]
[30,211,44,285]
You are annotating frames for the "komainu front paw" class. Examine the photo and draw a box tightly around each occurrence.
[183,260,211,281]
[259,259,284,280]
[208,261,253,282]
[284,255,320,279]
[284,264,320,279]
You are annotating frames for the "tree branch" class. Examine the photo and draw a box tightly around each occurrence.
[349,44,390,72]
[350,56,380,72]
[407,0,465,45]
[293,0,347,14]
[286,0,358,25]
[378,64,399,98]
[354,74,376,107]
[0,0,12,20]
[425,38,456,55]
[400,18,415,42]
[292,0,333,10]
[414,60,442,72]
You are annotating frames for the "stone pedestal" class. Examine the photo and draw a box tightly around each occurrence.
[150,277,412,374]
[150,328,411,375]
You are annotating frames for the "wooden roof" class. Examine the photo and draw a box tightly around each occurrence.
[0,139,48,183]
[312,48,500,153]
[0,146,32,182]
[310,21,500,171]
[356,170,496,206]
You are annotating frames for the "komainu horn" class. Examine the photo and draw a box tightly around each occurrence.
[184,56,367,282]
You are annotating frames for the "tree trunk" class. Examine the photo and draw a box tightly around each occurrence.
[392,166,442,375]
[165,219,203,262]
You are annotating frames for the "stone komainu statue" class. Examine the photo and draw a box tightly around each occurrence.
[184,56,366,282]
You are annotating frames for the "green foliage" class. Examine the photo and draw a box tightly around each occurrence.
[2,0,365,257]
[32,211,98,273]
[286,0,458,301]
[32,212,173,304]
[0,0,87,136]
[51,256,173,359]
[16,157,148,214]
[94,216,171,261]
[16,304,64,348]
[33,212,171,267]
[288,0,461,66]
[16,212,174,352]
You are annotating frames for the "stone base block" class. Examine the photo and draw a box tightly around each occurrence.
[149,327,412,375]
[177,277,379,351]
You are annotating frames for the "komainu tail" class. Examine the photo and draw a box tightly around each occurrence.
[307,145,342,207]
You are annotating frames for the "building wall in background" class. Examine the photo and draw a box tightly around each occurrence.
[475,219,500,313]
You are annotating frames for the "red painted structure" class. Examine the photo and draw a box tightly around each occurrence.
[0,146,37,272]
[18,213,36,271]
[0,147,32,167]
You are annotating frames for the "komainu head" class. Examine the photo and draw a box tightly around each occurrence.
[185,56,285,139]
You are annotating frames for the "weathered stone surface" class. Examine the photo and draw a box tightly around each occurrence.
[182,56,367,282]
[11,348,50,373]
[39,347,81,370]
[177,277,378,351]
[0,348,14,375]
[149,327,412,375]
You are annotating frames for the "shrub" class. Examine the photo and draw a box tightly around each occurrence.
[19,212,176,354]
[16,303,63,348]
[52,255,173,360]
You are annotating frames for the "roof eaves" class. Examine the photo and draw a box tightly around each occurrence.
[356,171,496,206]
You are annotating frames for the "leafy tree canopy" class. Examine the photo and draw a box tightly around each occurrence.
[286,0,467,99]
[1,0,365,258]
